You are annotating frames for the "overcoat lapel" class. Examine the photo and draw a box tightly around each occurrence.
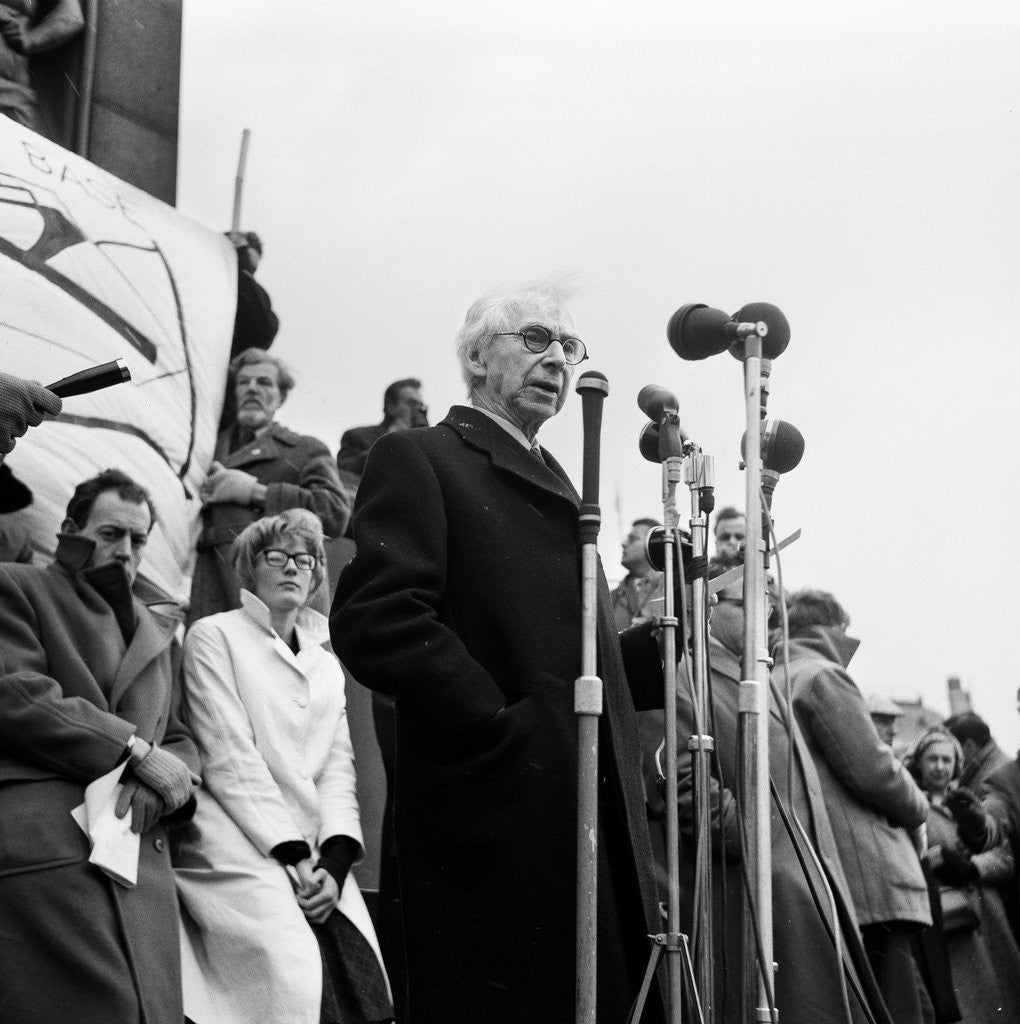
[441,406,580,510]
[108,600,176,710]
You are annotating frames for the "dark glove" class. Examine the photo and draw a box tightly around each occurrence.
[317,835,359,890]
[935,845,979,886]
[132,744,194,813]
[945,786,988,851]
[115,779,166,835]
[271,839,312,865]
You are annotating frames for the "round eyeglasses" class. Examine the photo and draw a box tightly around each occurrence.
[492,326,588,365]
[261,549,317,571]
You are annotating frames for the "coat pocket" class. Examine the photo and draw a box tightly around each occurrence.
[0,779,90,877]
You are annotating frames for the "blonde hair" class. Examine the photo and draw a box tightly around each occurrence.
[230,508,326,598]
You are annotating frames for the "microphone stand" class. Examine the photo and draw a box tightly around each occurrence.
[655,412,689,1024]
[735,329,776,1024]
[631,412,712,1024]
[575,372,609,1024]
[683,443,715,1024]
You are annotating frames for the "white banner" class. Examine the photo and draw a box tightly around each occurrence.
[0,118,236,601]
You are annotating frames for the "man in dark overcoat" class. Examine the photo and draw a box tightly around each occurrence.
[330,278,665,1024]
[336,376,428,489]
[189,347,350,624]
[0,468,199,1024]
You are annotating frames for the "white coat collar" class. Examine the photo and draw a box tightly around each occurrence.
[239,588,331,649]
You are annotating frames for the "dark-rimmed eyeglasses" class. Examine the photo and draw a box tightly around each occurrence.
[261,549,317,571]
[492,326,588,365]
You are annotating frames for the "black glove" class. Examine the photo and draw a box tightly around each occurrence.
[945,786,988,851]
[935,845,979,886]
[271,839,311,865]
[317,835,359,890]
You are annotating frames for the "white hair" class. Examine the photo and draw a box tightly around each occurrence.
[454,274,578,397]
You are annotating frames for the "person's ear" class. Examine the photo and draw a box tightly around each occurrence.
[62,517,79,534]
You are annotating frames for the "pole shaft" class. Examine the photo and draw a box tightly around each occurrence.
[576,543,601,1024]
[231,128,251,233]
[739,339,774,1021]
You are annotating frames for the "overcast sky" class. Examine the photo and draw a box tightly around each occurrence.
[177,1,1020,750]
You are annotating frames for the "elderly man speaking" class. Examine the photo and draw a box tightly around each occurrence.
[330,279,665,1024]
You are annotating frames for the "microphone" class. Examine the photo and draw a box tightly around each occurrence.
[727,302,790,360]
[47,358,131,399]
[667,304,767,361]
[741,418,805,510]
[638,420,688,463]
[636,384,678,422]
[575,371,609,543]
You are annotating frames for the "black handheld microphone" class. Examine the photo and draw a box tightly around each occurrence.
[47,358,131,398]
[575,371,609,544]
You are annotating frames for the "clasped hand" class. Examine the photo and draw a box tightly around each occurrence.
[293,859,339,925]
[200,461,257,506]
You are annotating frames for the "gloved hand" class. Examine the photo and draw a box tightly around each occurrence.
[115,779,166,835]
[200,462,257,506]
[132,744,194,813]
[0,373,62,454]
[935,845,980,886]
[945,786,988,851]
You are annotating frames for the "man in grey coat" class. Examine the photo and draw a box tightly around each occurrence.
[0,468,198,1024]
[189,348,350,624]
[784,589,933,1024]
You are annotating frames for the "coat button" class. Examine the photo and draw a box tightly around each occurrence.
[154,838,165,852]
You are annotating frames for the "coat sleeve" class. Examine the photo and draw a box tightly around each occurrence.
[793,659,929,828]
[330,432,507,745]
[182,620,306,854]
[262,435,352,539]
[337,427,374,476]
[314,656,364,853]
[0,568,135,782]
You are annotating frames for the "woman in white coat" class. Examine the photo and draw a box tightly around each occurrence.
[173,508,391,1024]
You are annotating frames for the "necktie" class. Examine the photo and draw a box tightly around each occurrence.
[530,444,545,465]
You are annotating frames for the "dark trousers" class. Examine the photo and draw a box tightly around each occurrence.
[862,922,935,1024]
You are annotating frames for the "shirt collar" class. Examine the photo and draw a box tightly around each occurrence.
[472,406,534,450]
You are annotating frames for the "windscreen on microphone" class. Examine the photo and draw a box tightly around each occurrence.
[636,384,678,421]
[638,422,662,464]
[667,304,735,360]
[728,302,790,360]
[741,419,805,474]
[638,419,688,463]
[575,370,609,399]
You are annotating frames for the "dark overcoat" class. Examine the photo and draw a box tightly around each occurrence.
[188,421,350,624]
[330,406,665,1024]
[0,533,200,1024]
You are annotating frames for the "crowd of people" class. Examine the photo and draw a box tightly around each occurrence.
[3,276,1020,1024]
